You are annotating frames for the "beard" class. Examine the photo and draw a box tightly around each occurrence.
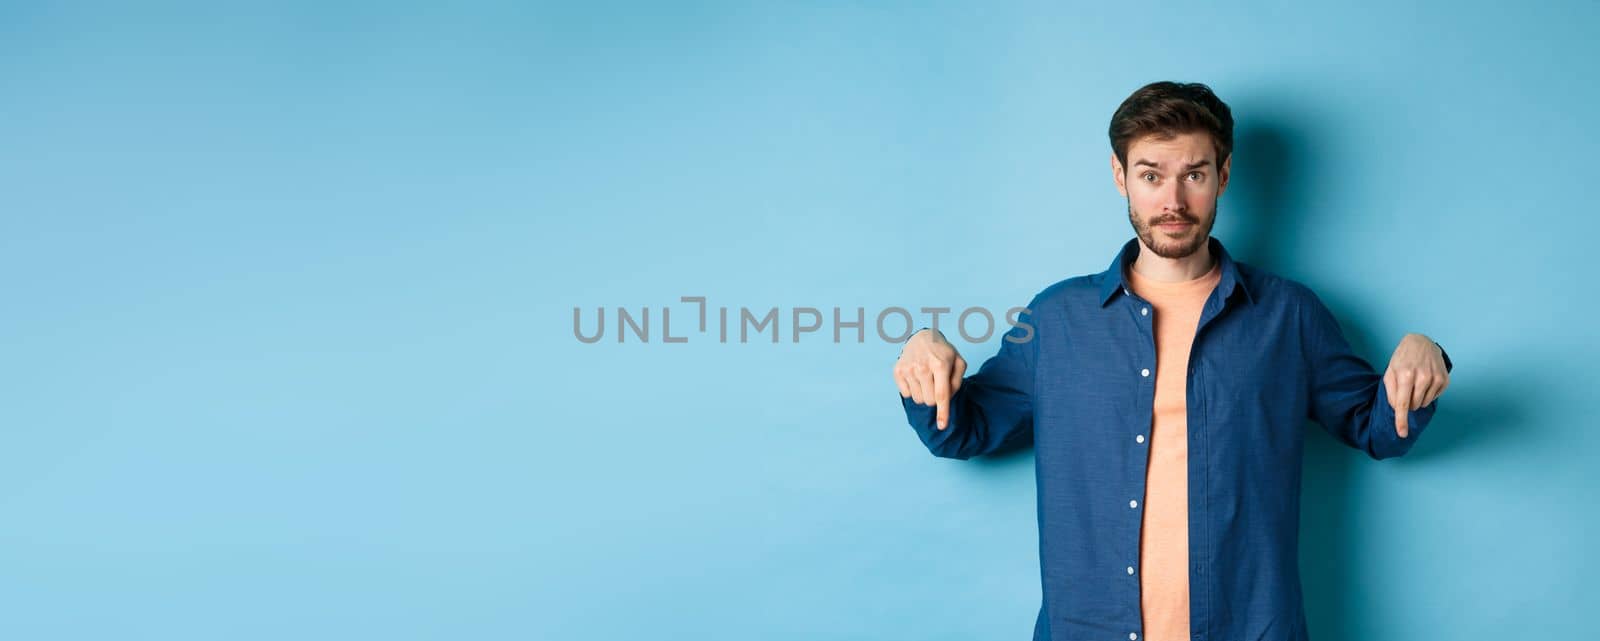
[1126,198,1216,259]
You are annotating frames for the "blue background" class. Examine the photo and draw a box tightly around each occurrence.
[2,2,1594,639]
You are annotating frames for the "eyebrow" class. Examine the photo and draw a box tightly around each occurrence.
[1132,159,1213,171]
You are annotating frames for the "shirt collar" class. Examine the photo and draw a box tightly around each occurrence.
[1097,235,1254,307]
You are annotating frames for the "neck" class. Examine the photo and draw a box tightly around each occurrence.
[1130,236,1215,283]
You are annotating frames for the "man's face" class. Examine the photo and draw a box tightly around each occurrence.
[1112,131,1231,260]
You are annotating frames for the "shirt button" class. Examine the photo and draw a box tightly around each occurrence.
[1140,368,1150,377]
[1135,434,1145,443]
[1141,306,1149,316]
[1129,500,1138,508]
[1126,566,1135,575]
[1130,634,1139,641]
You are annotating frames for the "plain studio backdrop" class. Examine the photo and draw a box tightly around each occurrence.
[2,2,1595,639]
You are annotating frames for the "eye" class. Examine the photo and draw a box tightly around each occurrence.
[1187,172,1204,181]
[1141,172,1157,182]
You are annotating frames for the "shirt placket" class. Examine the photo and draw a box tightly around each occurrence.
[1125,286,1154,641]
[1185,291,1231,641]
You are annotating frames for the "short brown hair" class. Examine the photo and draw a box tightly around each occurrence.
[1108,81,1233,170]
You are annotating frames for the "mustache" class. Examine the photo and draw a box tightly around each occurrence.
[1150,215,1196,225]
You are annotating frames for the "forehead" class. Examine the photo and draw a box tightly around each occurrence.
[1126,131,1215,165]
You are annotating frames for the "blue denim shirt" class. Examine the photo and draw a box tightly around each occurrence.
[899,236,1451,641]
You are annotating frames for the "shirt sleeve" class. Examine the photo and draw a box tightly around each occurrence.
[1301,289,1444,460]
[897,300,1038,460]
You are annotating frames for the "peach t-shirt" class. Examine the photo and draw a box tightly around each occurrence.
[1123,256,1221,641]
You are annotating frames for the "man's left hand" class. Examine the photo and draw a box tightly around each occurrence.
[1385,333,1451,438]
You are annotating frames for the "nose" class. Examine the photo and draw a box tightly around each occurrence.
[1161,179,1187,214]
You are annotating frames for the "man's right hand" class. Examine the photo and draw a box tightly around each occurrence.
[893,329,967,430]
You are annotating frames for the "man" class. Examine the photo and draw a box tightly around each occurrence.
[891,81,1452,641]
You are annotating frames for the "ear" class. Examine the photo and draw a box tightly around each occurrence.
[1217,153,1231,197]
[1111,152,1128,197]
